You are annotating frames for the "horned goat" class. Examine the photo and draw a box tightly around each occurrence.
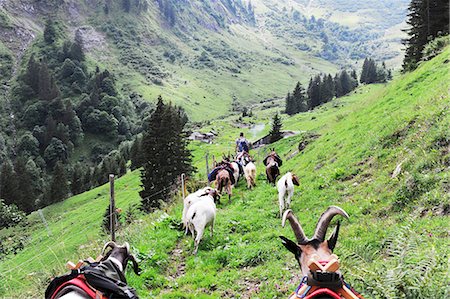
[280,206,349,276]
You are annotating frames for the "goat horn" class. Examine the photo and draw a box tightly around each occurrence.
[128,253,141,275]
[102,241,117,255]
[312,206,349,242]
[282,209,309,244]
[124,242,130,254]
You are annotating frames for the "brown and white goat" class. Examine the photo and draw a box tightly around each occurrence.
[280,206,349,276]
[216,168,232,200]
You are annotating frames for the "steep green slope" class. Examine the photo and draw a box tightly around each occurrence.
[1,48,448,298]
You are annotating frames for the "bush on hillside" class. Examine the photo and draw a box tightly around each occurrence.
[421,35,449,62]
[0,199,26,229]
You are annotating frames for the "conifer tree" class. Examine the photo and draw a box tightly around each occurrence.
[321,74,334,103]
[139,96,192,212]
[307,75,322,109]
[14,157,39,212]
[44,19,57,44]
[0,161,18,206]
[269,113,283,144]
[350,70,358,88]
[118,157,127,176]
[340,70,353,95]
[334,73,343,97]
[285,92,295,115]
[292,82,309,112]
[71,162,84,195]
[49,162,68,205]
[402,0,449,71]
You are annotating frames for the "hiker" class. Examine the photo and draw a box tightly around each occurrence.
[235,132,250,160]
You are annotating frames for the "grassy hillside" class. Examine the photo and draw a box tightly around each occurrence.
[1,48,449,298]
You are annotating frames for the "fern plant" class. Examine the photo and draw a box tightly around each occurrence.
[341,217,449,298]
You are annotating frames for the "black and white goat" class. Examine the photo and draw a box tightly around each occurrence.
[51,242,139,299]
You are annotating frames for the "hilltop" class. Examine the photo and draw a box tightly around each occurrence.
[1,47,448,298]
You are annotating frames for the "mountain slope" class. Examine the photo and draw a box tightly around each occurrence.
[1,47,448,298]
[0,0,407,121]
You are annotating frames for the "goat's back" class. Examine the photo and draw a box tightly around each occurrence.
[186,198,216,224]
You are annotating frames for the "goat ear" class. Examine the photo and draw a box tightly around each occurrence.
[128,254,141,275]
[279,236,301,259]
[327,221,340,251]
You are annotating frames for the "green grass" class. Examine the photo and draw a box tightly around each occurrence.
[1,48,449,298]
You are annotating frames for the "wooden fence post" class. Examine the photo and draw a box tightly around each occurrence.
[109,174,116,242]
[181,173,186,199]
[205,152,210,186]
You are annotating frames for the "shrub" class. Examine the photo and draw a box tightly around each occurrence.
[0,199,26,229]
[422,35,449,61]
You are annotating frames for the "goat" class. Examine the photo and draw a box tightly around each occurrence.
[230,161,241,186]
[263,149,282,185]
[182,186,215,232]
[185,189,219,254]
[277,172,300,217]
[216,168,232,200]
[280,206,349,277]
[50,242,139,299]
[241,155,257,189]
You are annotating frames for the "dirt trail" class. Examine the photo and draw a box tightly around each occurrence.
[160,240,186,294]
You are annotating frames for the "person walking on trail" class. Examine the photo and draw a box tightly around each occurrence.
[236,132,249,160]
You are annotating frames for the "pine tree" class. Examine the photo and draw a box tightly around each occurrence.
[44,19,57,44]
[118,157,127,176]
[0,161,18,206]
[308,75,322,108]
[360,58,369,84]
[269,113,283,144]
[340,70,353,95]
[334,73,343,97]
[321,74,334,103]
[285,92,295,115]
[402,0,449,71]
[292,82,309,112]
[49,162,68,205]
[350,70,358,88]
[38,62,60,101]
[71,162,84,195]
[130,135,144,170]
[14,157,39,213]
[139,96,192,212]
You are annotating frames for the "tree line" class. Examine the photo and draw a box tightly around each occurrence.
[402,0,449,71]
[0,19,150,213]
[285,59,391,115]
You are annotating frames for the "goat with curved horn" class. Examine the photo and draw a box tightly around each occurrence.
[102,241,117,255]
[282,209,309,244]
[312,206,349,242]
[279,206,349,277]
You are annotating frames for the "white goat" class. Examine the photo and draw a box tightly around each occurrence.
[185,189,218,254]
[230,161,241,186]
[244,162,256,189]
[182,186,214,232]
[277,172,299,217]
